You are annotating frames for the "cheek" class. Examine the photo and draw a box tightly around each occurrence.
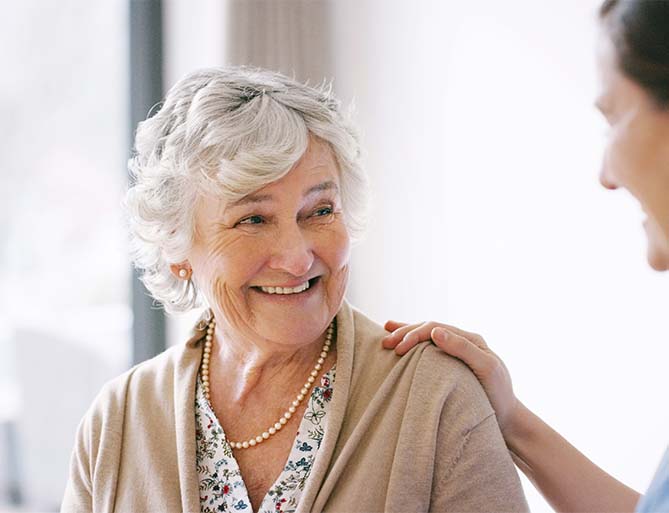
[212,276,257,327]
[606,118,656,194]
[606,125,635,185]
[317,224,351,303]
[319,223,351,273]
[193,233,267,298]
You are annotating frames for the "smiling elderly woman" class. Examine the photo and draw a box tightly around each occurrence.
[61,67,528,513]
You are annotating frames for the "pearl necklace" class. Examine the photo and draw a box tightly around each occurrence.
[200,317,335,450]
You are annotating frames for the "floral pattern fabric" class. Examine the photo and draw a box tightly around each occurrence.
[195,367,335,513]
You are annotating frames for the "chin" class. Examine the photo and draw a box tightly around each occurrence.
[254,307,334,344]
[643,219,669,271]
[646,246,669,272]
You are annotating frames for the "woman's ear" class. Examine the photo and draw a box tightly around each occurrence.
[170,262,192,280]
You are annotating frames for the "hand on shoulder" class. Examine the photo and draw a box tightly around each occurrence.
[381,320,521,436]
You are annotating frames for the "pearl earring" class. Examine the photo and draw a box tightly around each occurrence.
[178,269,188,279]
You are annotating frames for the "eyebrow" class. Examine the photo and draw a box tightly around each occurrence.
[305,180,338,196]
[228,180,339,208]
[229,193,273,208]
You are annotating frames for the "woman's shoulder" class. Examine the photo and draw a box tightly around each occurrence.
[417,342,495,426]
[348,306,494,425]
[82,341,200,428]
[349,305,485,383]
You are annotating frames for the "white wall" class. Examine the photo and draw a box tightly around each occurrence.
[164,0,227,89]
[0,2,130,508]
[331,1,669,511]
[164,2,669,511]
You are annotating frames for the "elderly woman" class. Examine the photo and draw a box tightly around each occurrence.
[61,67,528,513]
[384,1,669,512]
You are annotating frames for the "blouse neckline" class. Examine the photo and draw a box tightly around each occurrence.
[195,365,337,512]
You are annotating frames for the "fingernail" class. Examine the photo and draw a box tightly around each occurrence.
[434,328,448,340]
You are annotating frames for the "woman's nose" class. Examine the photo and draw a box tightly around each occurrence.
[599,160,619,190]
[268,225,314,277]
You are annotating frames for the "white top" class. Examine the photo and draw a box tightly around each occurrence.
[195,367,336,513]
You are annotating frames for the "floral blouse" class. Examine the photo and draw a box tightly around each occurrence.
[195,367,336,513]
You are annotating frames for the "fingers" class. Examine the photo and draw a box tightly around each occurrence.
[392,323,439,355]
[418,323,488,351]
[382,321,444,355]
[432,324,487,350]
[382,319,489,357]
[381,322,419,350]
[384,320,407,332]
[431,327,493,374]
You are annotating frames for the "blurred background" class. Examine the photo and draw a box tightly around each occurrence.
[1,1,667,511]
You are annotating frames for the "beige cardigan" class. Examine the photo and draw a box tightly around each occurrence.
[61,303,528,512]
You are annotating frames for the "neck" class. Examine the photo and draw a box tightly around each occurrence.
[210,321,331,404]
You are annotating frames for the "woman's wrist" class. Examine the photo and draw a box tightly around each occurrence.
[500,399,535,452]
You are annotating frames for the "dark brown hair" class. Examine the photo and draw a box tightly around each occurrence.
[600,0,669,108]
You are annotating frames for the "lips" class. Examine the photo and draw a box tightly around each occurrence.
[259,281,309,295]
[253,277,320,295]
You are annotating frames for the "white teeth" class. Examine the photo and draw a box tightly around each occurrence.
[259,281,310,295]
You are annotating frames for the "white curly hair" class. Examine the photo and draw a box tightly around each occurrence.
[125,66,368,313]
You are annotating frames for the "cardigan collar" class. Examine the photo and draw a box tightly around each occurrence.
[172,301,356,513]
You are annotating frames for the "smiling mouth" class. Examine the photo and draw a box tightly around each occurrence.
[253,277,320,295]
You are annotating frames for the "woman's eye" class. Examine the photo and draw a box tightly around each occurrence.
[237,215,264,226]
[313,206,334,217]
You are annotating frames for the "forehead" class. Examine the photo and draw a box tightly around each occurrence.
[287,138,337,177]
[595,32,621,102]
[595,30,649,112]
[252,139,340,197]
[196,139,340,219]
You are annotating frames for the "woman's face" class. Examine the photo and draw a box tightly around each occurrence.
[595,32,669,271]
[187,139,350,348]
